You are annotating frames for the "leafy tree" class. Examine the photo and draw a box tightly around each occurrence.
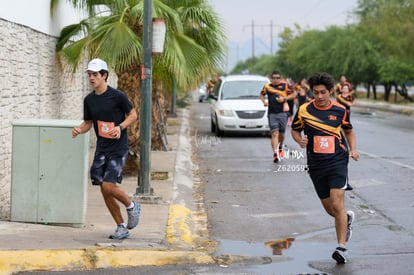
[355,0,414,101]
[51,0,226,173]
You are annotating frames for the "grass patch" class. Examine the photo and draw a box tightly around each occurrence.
[151,171,169,180]
[168,119,181,126]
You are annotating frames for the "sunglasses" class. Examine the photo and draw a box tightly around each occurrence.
[271,76,281,80]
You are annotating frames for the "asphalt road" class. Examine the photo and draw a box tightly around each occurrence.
[19,101,414,275]
[193,101,414,275]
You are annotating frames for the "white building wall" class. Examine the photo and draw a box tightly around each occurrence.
[0,0,84,37]
[0,1,89,218]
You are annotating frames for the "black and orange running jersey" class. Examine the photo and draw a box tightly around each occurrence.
[336,93,353,108]
[292,100,353,168]
[207,79,217,92]
[260,81,290,114]
[335,81,353,94]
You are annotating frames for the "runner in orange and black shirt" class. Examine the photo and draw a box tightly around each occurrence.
[206,73,219,96]
[260,70,296,163]
[291,72,359,264]
[334,74,353,97]
[336,83,353,119]
[295,78,313,107]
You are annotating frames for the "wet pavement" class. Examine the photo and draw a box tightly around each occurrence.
[2,98,414,274]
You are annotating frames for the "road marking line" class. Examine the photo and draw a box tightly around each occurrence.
[359,150,414,171]
[351,178,388,188]
[250,211,318,218]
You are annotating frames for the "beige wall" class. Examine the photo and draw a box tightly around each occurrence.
[0,19,89,219]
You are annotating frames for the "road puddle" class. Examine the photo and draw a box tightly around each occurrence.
[216,238,334,274]
[265,237,295,255]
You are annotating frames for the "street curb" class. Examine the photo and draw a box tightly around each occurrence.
[0,249,215,274]
[166,204,195,249]
[165,108,212,253]
[354,100,414,116]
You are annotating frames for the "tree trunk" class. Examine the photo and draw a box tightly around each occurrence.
[116,68,169,176]
[384,83,391,102]
[116,67,142,176]
[151,80,168,151]
[372,84,377,100]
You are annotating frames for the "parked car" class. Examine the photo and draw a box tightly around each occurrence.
[193,83,208,102]
[209,74,270,136]
[198,84,208,102]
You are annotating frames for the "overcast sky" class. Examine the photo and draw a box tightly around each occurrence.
[207,0,359,71]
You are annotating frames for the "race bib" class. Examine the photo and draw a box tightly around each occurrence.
[97,120,116,139]
[313,136,335,154]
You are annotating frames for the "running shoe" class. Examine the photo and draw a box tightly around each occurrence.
[346,210,355,242]
[332,246,348,264]
[109,224,129,240]
[127,202,141,229]
[273,152,280,163]
[278,149,285,159]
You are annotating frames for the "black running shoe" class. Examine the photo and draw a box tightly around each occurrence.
[332,246,348,264]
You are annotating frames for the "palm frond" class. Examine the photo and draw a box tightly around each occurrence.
[89,18,142,71]
[58,37,90,73]
[56,19,90,52]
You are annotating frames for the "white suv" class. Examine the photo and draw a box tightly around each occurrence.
[209,74,270,136]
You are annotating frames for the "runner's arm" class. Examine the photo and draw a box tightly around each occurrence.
[291,129,308,148]
[119,108,138,129]
[343,128,359,161]
[72,120,93,138]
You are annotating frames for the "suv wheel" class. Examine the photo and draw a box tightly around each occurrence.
[215,114,224,137]
[211,118,216,133]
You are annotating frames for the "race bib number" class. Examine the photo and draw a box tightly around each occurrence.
[313,136,335,154]
[97,120,115,139]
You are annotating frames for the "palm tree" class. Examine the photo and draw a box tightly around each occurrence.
[51,0,226,174]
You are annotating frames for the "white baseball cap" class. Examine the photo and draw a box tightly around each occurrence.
[87,58,108,72]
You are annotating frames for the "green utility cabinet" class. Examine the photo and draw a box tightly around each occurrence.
[11,119,89,227]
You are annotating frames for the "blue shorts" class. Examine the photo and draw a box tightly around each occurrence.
[268,112,288,133]
[308,164,352,199]
[90,150,128,185]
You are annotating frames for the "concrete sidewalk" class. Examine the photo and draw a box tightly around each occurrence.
[0,108,215,274]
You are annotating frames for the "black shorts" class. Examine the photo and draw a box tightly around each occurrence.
[90,149,128,185]
[308,164,352,199]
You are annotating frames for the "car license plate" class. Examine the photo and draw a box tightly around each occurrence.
[245,122,257,128]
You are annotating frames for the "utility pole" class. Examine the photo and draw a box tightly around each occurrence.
[243,21,281,56]
[251,20,255,60]
[138,0,153,196]
[270,20,273,55]
[135,0,165,203]
[170,79,177,117]
[243,20,255,60]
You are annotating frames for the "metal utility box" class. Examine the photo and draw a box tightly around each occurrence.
[11,119,89,227]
